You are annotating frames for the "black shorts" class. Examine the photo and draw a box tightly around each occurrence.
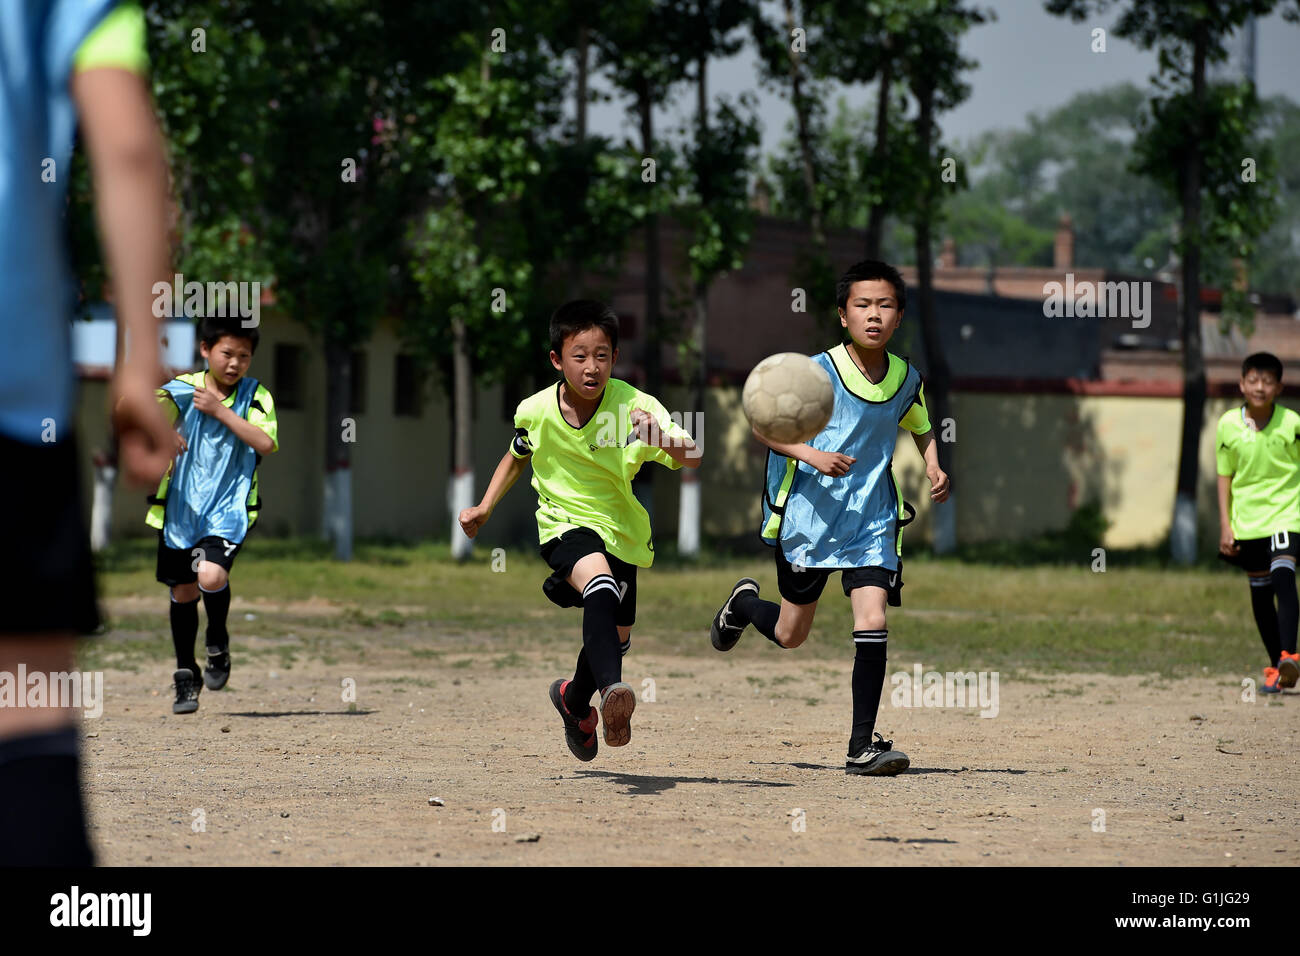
[539,527,638,627]
[0,430,100,634]
[1220,532,1300,574]
[773,545,903,607]
[156,531,248,586]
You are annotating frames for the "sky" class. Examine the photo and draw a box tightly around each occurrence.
[584,1,1300,161]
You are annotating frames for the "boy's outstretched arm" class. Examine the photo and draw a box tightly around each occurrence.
[752,426,854,477]
[630,409,702,469]
[459,451,529,538]
[73,65,174,487]
[912,429,950,503]
[1217,474,1238,556]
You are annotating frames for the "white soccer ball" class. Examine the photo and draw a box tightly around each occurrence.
[742,352,834,445]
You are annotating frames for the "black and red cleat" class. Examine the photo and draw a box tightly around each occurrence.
[549,679,599,761]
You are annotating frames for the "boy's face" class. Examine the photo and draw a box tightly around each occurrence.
[550,327,617,402]
[1241,368,1282,408]
[839,279,902,350]
[200,335,254,387]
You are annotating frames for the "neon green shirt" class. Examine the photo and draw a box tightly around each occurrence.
[1216,403,1300,540]
[74,3,149,75]
[510,378,692,567]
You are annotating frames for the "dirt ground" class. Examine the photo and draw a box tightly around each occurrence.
[82,612,1299,867]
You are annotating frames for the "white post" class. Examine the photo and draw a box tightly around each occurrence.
[678,469,701,557]
[449,469,475,560]
[89,457,116,552]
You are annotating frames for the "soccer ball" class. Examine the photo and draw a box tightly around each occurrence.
[742,352,834,444]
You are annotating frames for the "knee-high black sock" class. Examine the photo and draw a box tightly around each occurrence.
[1250,577,1281,666]
[579,574,622,689]
[200,582,231,652]
[849,630,888,755]
[0,727,93,866]
[732,589,782,644]
[170,592,200,673]
[1270,564,1298,656]
[564,647,598,715]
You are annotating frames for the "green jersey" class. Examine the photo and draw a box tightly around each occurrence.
[510,378,691,567]
[1216,403,1300,540]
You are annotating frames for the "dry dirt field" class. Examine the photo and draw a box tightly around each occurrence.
[81,600,1299,867]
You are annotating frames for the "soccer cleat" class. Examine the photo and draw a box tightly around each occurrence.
[549,679,598,762]
[710,577,759,652]
[172,668,202,714]
[204,646,231,690]
[845,732,910,776]
[599,682,636,747]
[1278,652,1300,689]
[1262,666,1283,695]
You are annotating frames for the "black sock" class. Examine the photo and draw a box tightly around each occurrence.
[732,589,781,642]
[200,582,231,653]
[564,648,598,715]
[1271,564,1298,656]
[580,574,622,689]
[849,630,888,755]
[1250,577,1281,666]
[0,727,93,866]
[170,591,200,673]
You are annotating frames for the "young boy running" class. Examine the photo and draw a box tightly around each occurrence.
[1216,352,1300,694]
[709,260,949,776]
[151,316,278,714]
[458,300,701,760]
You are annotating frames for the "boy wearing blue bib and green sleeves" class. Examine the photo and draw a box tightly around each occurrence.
[150,316,278,714]
[709,260,950,776]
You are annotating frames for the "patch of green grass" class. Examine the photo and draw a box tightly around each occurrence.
[493,652,526,669]
[89,536,1266,678]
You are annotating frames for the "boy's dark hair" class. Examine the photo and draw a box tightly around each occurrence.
[1242,352,1283,380]
[836,259,906,314]
[550,299,619,356]
[199,315,259,353]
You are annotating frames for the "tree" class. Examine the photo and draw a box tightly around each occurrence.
[404,26,558,559]
[895,0,988,554]
[1046,0,1298,563]
[943,84,1174,271]
[670,1,761,556]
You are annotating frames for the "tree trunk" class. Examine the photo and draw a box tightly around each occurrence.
[323,339,354,561]
[576,24,589,143]
[679,54,709,559]
[913,77,956,555]
[864,55,892,260]
[783,0,826,253]
[1170,29,1208,566]
[449,315,474,560]
[566,23,590,299]
[634,73,660,523]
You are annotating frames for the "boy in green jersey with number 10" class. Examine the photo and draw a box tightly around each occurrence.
[458,300,701,761]
[1217,352,1300,694]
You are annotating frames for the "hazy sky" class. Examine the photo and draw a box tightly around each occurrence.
[585,1,1300,160]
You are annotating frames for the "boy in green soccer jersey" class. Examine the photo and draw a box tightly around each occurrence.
[458,300,701,760]
[1217,352,1300,695]
[149,316,278,714]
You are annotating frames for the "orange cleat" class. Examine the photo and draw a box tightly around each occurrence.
[1278,651,1300,689]
[1263,666,1283,695]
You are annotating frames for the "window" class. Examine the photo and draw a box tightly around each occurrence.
[394,354,421,417]
[273,344,303,410]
